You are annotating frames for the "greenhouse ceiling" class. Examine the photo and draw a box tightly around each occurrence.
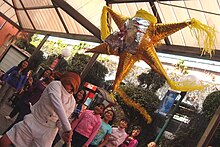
[0,0,220,61]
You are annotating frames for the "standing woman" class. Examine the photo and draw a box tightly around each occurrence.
[32,68,52,83]
[0,59,29,109]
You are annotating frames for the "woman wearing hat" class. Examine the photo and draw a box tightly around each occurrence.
[0,72,81,147]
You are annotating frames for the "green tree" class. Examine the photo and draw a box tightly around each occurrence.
[160,90,220,147]
[14,34,46,71]
[26,44,46,71]
[137,69,166,92]
[114,70,166,146]
[68,53,108,86]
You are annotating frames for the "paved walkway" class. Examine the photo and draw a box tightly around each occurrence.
[0,103,15,135]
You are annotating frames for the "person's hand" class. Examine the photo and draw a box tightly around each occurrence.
[111,141,117,146]
[82,144,87,147]
[0,81,5,85]
[62,130,73,143]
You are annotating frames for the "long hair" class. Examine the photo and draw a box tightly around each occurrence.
[39,68,52,79]
[17,59,29,75]
[103,109,115,125]
[74,89,87,104]
[17,59,29,70]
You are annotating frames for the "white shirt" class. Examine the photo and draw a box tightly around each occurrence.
[31,81,75,131]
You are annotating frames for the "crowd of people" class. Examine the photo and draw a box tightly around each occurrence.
[0,60,156,147]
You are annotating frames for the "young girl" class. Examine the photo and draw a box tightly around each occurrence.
[64,103,105,147]
[105,118,129,147]
[120,126,141,147]
[0,59,29,109]
[147,141,157,147]
[89,109,114,147]
[71,89,87,120]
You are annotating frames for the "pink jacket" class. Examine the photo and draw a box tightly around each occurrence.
[120,137,138,147]
[105,127,128,147]
[71,110,101,146]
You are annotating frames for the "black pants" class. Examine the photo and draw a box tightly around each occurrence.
[52,133,61,147]
[62,131,88,147]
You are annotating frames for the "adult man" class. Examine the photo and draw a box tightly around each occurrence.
[0,72,80,147]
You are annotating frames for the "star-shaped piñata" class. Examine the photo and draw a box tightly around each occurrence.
[87,6,216,92]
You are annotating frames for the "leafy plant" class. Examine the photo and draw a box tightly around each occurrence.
[114,70,165,146]
[137,69,166,92]
[160,90,220,147]
[175,59,188,74]
[68,53,108,86]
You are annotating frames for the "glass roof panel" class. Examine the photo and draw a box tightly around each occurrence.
[59,8,91,35]
[16,10,33,29]
[27,8,65,32]
[15,0,52,8]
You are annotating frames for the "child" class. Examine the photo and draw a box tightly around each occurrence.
[147,141,157,147]
[64,103,105,147]
[120,126,141,147]
[105,118,129,147]
[89,109,115,147]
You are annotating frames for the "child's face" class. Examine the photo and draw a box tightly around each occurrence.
[148,142,156,147]
[94,105,105,115]
[104,111,114,121]
[76,90,85,101]
[131,129,141,137]
[119,120,128,129]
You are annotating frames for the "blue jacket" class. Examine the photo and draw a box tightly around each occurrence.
[2,66,27,91]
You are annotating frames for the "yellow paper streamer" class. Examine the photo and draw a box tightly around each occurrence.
[115,87,152,124]
[188,18,216,57]
[134,9,157,24]
[101,6,110,40]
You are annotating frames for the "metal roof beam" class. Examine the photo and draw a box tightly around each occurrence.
[106,0,180,4]
[3,0,15,9]
[52,2,69,34]
[11,0,22,27]
[16,5,55,10]
[149,2,171,45]
[0,12,21,29]
[19,0,36,30]
[156,44,220,62]
[23,28,101,43]
[52,0,101,41]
